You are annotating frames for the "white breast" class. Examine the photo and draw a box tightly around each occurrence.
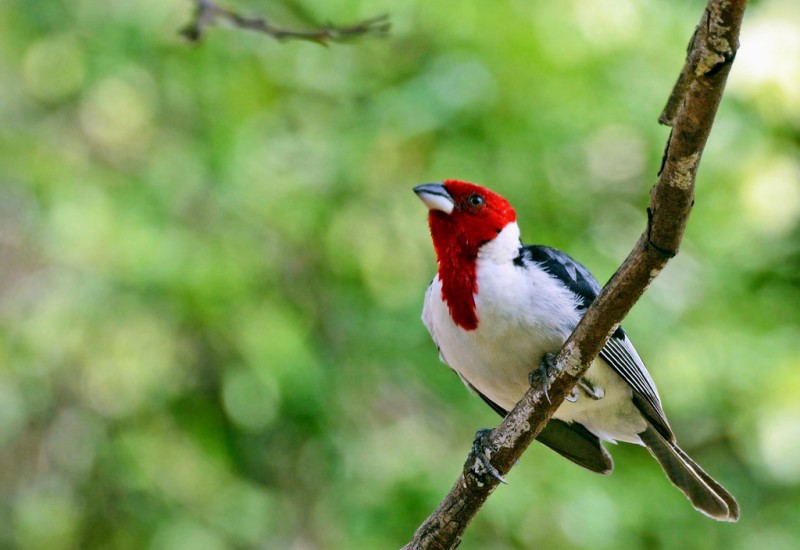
[422,227,646,443]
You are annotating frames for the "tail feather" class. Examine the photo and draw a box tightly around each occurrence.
[671,442,740,520]
[639,425,739,522]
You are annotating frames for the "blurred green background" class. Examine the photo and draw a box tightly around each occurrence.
[1,0,799,548]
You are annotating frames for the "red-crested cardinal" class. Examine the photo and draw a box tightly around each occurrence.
[414,180,738,521]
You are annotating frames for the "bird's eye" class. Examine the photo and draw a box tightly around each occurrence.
[467,194,485,207]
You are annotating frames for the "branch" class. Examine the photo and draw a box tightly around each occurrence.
[404,1,747,548]
[180,0,390,45]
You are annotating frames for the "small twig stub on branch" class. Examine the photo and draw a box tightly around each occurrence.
[181,0,390,45]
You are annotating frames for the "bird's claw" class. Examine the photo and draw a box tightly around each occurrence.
[578,378,604,400]
[565,386,579,402]
[465,428,507,485]
[529,352,558,404]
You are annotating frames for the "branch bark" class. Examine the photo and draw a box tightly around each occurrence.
[404,1,747,548]
[180,0,389,45]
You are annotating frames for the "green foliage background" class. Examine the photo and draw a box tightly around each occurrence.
[2,0,800,548]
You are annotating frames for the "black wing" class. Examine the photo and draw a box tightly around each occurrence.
[518,245,673,440]
[517,245,602,312]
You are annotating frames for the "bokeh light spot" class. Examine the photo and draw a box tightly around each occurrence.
[23,34,85,102]
[758,406,800,483]
[740,156,800,236]
[222,367,280,432]
[79,68,156,156]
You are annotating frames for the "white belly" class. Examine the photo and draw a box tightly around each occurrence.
[423,268,646,444]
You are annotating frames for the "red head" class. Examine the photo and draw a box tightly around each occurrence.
[414,180,517,265]
[414,180,517,330]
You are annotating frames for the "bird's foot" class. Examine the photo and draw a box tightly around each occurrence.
[464,428,507,486]
[529,352,559,403]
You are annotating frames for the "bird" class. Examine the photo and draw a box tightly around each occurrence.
[414,179,739,521]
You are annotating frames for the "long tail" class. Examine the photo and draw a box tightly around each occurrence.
[639,425,739,521]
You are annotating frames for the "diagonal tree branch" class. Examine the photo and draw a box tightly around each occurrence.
[180,0,390,45]
[404,1,747,548]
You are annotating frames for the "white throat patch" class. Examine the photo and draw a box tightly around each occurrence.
[478,222,521,263]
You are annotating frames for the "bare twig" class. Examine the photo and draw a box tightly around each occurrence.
[180,0,390,45]
[404,1,747,548]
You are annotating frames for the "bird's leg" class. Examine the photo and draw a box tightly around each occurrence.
[529,352,559,404]
[464,428,507,485]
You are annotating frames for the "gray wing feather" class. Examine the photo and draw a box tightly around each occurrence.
[600,336,672,439]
